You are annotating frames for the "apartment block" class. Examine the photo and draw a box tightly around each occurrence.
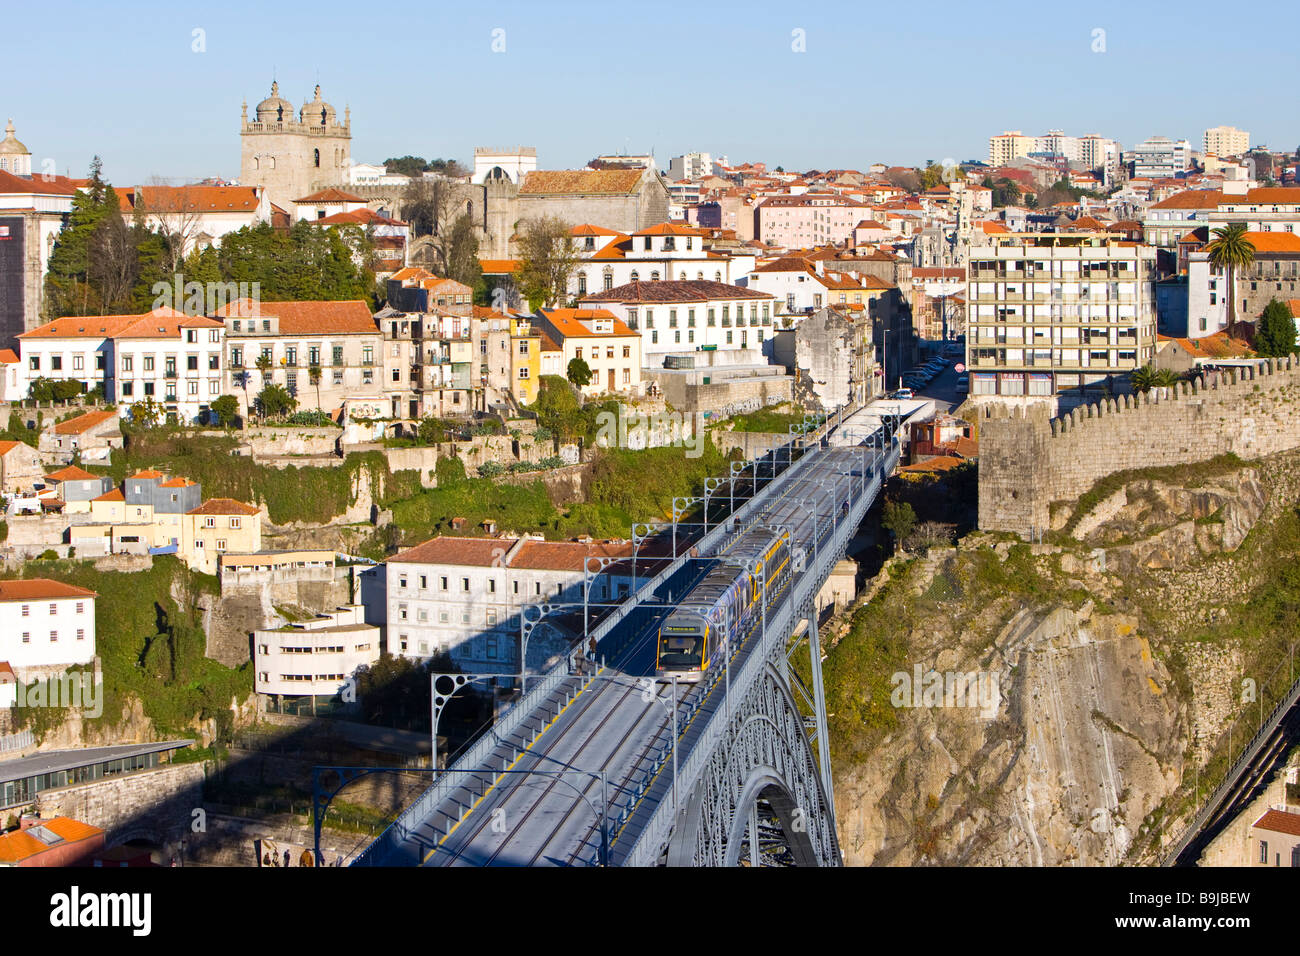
[1204,125,1250,158]
[966,234,1158,397]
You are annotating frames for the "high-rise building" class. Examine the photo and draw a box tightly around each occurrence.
[988,131,1035,167]
[669,152,713,181]
[1203,126,1250,158]
[965,233,1157,398]
[1131,137,1192,179]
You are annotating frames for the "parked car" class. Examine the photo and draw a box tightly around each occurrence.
[891,388,914,400]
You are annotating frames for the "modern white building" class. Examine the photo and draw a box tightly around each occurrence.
[0,578,97,669]
[17,308,225,424]
[346,162,412,187]
[254,605,379,711]
[669,152,713,182]
[385,536,636,674]
[1131,137,1192,179]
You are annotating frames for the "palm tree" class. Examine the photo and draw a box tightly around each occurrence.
[1206,224,1255,337]
[1131,365,1178,393]
[308,363,323,423]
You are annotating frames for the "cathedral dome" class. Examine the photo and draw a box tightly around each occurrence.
[0,119,29,155]
[254,81,294,124]
[300,85,337,127]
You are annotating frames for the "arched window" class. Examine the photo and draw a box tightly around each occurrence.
[466,201,473,217]
[714,271,722,282]
[314,149,320,168]
[603,268,613,291]
[252,157,259,170]
[0,158,7,172]
[696,271,704,280]
[650,271,660,281]
[630,270,639,282]
[578,273,587,295]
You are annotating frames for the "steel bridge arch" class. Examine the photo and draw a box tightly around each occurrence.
[666,662,839,866]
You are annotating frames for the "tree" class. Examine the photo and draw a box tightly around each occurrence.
[384,156,431,178]
[1130,365,1177,392]
[130,396,164,429]
[517,217,583,309]
[1206,224,1256,337]
[920,163,945,190]
[532,375,584,439]
[136,179,205,276]
[210,394,240,429]
[256,383,297,421]
[308,363,323,416]
[399,177,449,239]
[1255,298,1298,357]
[885,168,921,193]
[881,499,916,548]
[255,352,273,386]
[567,357,593,389]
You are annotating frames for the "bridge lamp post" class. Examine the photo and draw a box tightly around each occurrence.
[704,476,726,528]
[671,496,705,558]
[630,521,662,594]
[583,555,619,643]
[793,499,821,572]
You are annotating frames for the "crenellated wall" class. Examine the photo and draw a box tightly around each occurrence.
[979,357,1300,537]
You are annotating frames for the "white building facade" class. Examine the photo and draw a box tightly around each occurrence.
[0,579,97,669]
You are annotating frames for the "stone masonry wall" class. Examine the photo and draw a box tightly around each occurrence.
[37,761,206,850]
[979,357,1300,537]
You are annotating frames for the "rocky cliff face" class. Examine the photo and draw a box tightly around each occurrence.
[830,448,1300,866]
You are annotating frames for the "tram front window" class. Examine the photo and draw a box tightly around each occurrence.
[658,632,703,668]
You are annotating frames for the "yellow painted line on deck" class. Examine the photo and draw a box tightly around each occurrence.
[421,665,607,863]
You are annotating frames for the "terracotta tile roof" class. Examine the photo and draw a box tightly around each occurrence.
[540,309,638,339]
[0,662,12,680]
[92,488,124,502]
[1237,187,1300,205]
[388,535,634,569]
[18,308,221,340]
[633,222,701,237]
[0,169,79,197]
[389,536,512,567]
[1239,231,1300,254]
[159,477,197,488]
[898,455,966,473]
[0,348,18,364]
[1149,189,1224,210]
[120,185,261,214]
[980,222,1010,234]
[754,256,816,275]
[1157,331,1253,359]
[130,469,167,480]
[53,409,117,435]
[513,539,633,570]
[570,224,622,237]
[0,578,97,602]
[519,170,644,196]
[0,440,23,456]
[188,498,259,516]
[294,187,366,204]
[581,279,773,304]
[211,298,377,335]
[44,465,100,482]
[479,259,521,273]
[0,818,103,865]
[538,332,562,353]
[1252,808,1300,837]
[389,267,432,282]
[312,208,407,227]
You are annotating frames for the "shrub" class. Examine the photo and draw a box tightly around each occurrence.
[478,461,505,478]
[37,549,59,560]
[539,455,564,469]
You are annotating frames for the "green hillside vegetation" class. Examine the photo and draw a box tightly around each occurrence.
[8,557,250,745]
[388,440,739,543]
[90,432,422,525]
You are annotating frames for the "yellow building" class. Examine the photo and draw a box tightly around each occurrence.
[511,318,542,405]
[182,499,263,575]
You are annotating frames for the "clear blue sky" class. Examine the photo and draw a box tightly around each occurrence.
[8,0,1295,185]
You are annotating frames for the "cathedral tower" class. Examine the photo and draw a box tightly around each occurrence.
[239,81,351,213]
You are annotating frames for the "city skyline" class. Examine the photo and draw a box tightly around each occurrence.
[6,0,1296,186]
